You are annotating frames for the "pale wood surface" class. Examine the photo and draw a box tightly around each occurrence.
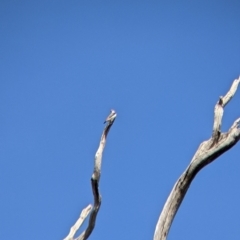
[63,113,116,240]
[154,77,240,240]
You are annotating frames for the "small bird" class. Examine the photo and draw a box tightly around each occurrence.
[104,109,117,124]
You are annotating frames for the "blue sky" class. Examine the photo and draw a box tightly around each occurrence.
[1,1,240,239]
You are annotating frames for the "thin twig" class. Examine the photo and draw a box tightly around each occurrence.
[63,205,92,240]
[222,76,240,107]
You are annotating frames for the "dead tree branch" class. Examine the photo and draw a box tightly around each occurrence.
[64,111,117,240]
[154,76,240,240]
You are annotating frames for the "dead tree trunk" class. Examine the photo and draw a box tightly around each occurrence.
[154,76,240,240]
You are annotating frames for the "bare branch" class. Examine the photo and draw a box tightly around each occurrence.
[64,111,117,240]
[92,119,116,181]
[64,205,92,240]
[154,77,240,240]
[222,76,240,107]
[75,177,101,240]
[211,76,240,146]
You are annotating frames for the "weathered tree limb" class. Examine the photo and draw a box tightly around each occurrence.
[222,78,240,107]
[63,205,92,240]
[64,111,117,240]
[154,77,240,240]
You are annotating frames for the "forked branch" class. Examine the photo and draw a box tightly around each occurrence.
[154,77,240,240]
[64,111,117,240]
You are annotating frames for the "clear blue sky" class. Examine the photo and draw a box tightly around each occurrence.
[1,1,240,239]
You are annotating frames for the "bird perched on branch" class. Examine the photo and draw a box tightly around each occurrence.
[104,109,117,124]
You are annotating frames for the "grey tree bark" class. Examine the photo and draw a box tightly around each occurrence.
[154,76,240,240]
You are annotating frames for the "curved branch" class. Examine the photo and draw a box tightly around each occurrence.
[64,111,117,240]
[154,77,240,240]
